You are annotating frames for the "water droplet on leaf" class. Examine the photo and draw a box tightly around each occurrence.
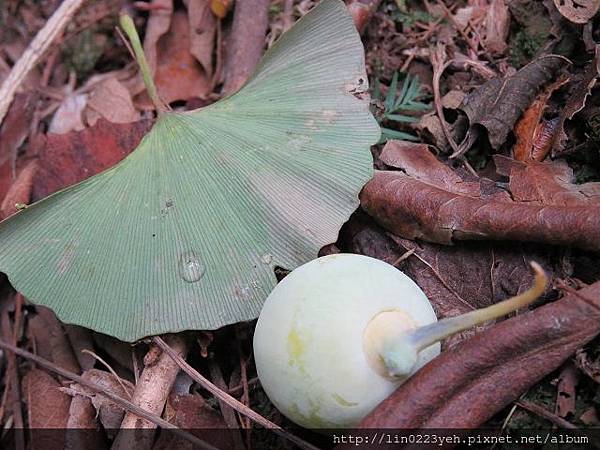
[179,251,205,283]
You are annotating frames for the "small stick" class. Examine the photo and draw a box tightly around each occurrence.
[112,335,187,450]
[0,0,86,125]
[429,43,461,156]
[0,305,24,450]
[0,337,217,450]
[152,336,320,450]
[208,356,245,449]
[516,401,578,429]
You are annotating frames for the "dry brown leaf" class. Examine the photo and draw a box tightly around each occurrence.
[346,0,382,34]
[0,92,37,179]
[65,395,108,449]
[513,78,568,162]
[495,155,600,205]
[27,305,80,374]
[187,0,217,78]
[136,10,211,108]
[575,346,600,383]
[350,281,600,431]
[92,333,135,373]
[31,118,152,200]
[0,160,37,219]
[154,392,235,450]
[361,141,600,251]
[210,0,232,18]
[553,0,600,24]
[24,368,71,448]
[142,0,173,76]
[49,93,87,135]
[484,0,510,55]
[86,77,140,126]
[553,50,599,155]
[64,325,97,371]
[459,56,566,151]
[556,364,578,420]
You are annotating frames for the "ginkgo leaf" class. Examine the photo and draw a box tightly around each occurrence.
[0,0,380,341]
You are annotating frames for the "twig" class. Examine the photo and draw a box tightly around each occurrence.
[0,0,86,125]
[80,349,134,399]
[516,401,578,429]
[430,44,460,158]
[0,337,216,450]
[152,336,320,450]
[112,335,187,450]
[0,300,24,450]
[208,356,245,449]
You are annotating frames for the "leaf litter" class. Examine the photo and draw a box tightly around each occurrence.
[0,0,599,448]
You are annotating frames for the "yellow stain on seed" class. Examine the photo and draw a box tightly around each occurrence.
[332,393,359,407]
[287,326,305,363]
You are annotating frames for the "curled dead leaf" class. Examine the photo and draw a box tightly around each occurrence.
[361,141,600,251]
[494,155,600,206]
[513,77,569,162]
[459,56,566,151]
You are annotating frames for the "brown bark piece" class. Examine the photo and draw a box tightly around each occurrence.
[354,282,600,430]
[23,368,71,449]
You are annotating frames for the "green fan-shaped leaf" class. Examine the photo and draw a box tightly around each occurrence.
[0,0,379,341]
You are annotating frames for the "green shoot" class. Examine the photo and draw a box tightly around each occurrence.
[372,72,430,144]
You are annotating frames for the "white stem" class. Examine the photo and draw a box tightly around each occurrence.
[377,261,547,378]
